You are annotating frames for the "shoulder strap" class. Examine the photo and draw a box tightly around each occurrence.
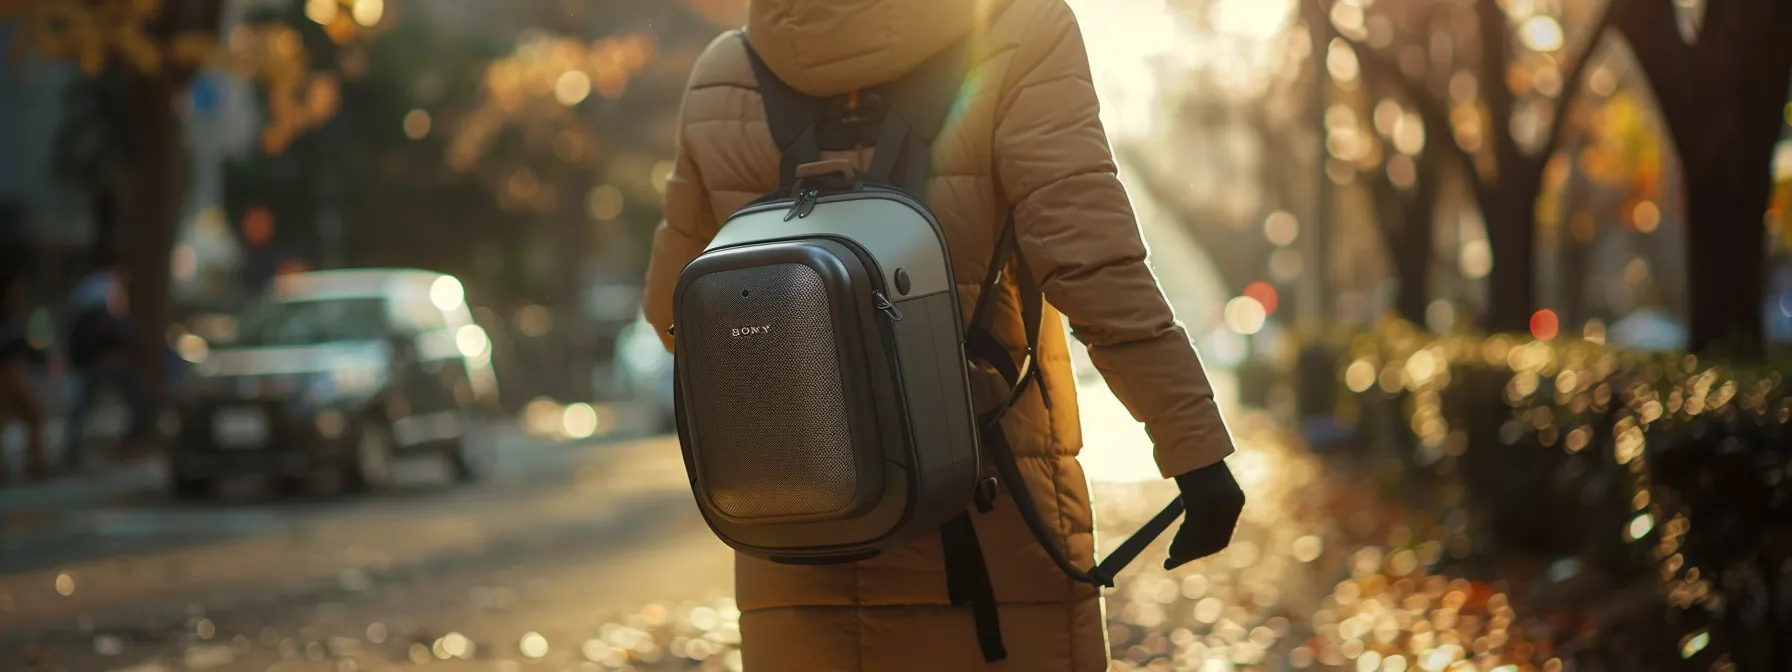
[966,220,1185,588]
[739,30,971,196]
[960,134,1183,597]
[738,32,821,191]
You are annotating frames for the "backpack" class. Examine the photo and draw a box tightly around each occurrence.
[670,31,1186,662]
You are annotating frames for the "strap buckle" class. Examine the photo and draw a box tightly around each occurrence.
[973,477,998,513]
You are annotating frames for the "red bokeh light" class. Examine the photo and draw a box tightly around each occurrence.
[1243,281,1279,315]
[1530,309,1560,341]
[242,205,275,247]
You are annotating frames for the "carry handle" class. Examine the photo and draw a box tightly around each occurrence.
[980,396,1184,588]
[795,159,855,180]
[1088,498,1185,585]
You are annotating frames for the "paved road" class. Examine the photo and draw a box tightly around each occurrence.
[0,426,737,672]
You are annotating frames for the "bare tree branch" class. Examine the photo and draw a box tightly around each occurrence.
[1608,0,1696,138]
[1337,30,1481,199]
[1538,2,1614,174]
[1474,0,1522,172]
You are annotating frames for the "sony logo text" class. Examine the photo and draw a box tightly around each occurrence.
[730,325,773,337]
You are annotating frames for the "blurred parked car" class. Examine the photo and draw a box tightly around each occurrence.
[612,313,673,433]
[167,269,500,499]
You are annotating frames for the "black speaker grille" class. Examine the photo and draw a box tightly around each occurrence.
[682,262,860,520]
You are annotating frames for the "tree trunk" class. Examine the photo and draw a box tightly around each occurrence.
[117,0,226,400]
[90,186,120,263]
[1676,25,1791,356]
[1368,173,1435,326]
[1482,182,1539,334]
[125,72,183,402]
[1683,158,1772,355]
[1304,0,1334,327]
[1552,166,1600,329]
[1613,0,1792,355]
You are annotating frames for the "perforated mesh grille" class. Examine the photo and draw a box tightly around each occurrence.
[682,262,860,520]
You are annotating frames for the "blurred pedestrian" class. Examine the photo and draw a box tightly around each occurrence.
[0,271,50,485]
[642,1,1245,669]
[62,262,154,472]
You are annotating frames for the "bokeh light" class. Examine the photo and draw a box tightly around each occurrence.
[1529,309,1559,341]
[402,108,431,139]
[587,184,625,220]
[351,0,384,27]
[1244,281,1279,315]
[1632,200,1661,233]
[1264,210,1299,246]
[1224,296,1268,335]
[555,70,592,106]
[1459,240,1492,279]
[562,403,599,439]
[175,333,209,364]
[519,632,549,658]
[1518,15,1564,52]
[304,0,338,25]
[429,275,465,311]
[455,325,490,358]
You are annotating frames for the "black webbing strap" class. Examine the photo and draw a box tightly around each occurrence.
[739,32,821,191]
[940,514,1005,662]
[964,211,1181,592]
[740,29,968,195]
[980,403,1186,588]
[863,111,915,188]
[965,218,1049,417]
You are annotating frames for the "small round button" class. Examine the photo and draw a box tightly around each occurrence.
[894,268,912,295]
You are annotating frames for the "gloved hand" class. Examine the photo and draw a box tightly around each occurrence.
[1164,460,1245,570]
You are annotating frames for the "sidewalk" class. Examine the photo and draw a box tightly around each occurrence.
[0,432,692,634]
[0,456,165,518]
[1,367,152,517]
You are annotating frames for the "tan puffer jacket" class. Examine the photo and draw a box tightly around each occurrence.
[642,0,1236,669]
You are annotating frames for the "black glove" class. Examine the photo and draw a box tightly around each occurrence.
[1164,460,1245,570]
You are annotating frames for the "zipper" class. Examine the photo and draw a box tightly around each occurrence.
[872,290,903,322]
[783,188,820,221]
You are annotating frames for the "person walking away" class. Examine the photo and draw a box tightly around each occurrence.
[643,1,1247,669]
[0,272,50,485]
[62,264,154,472]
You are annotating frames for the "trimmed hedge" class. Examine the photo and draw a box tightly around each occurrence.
[1334,322,1792,672]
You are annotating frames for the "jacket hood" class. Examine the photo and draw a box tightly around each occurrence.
[745,0,1005,97]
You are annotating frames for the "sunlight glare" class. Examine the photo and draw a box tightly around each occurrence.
[1224,296,1268,335]
[305,0,338,25]
[351,0,383,27]
[429,275,465,310]
[555,70,592,106]
[1518,15,1564,52]
[1211,0,1294,41]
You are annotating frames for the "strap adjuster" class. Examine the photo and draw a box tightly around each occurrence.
[973,477,998,513]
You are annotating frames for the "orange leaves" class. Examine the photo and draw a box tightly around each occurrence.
[259,74,341,155]
[225,23,341,156]
[449,33,659,174]
[479,33,656,115]
[586,34,655,99]
[4,0,211,76]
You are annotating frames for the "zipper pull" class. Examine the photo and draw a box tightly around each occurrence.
[784,189,819,221]
[873,290,903,321]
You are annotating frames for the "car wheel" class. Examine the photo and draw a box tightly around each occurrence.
[170,474,218,501]
[274,474,314,499]
[343,420,397,492]
[444,435,490,484]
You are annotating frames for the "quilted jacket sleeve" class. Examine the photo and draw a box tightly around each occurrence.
[992,0,1235,478]
[642,103,720,353]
